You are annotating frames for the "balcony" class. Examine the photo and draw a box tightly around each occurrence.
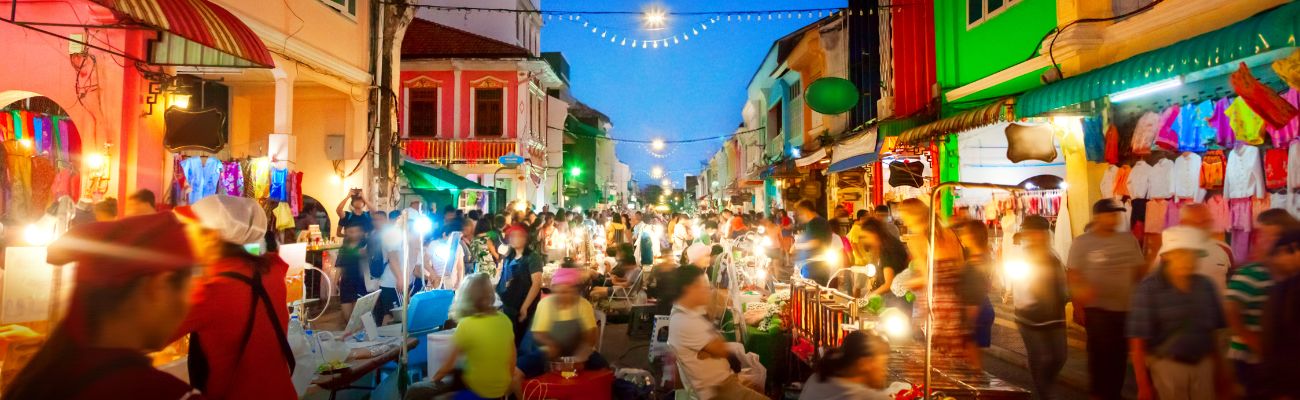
[403,138,518,165]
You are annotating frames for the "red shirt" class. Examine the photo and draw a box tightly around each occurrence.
[1265,147,1289,191]
[21,348,204,400]
[172,256,294,400]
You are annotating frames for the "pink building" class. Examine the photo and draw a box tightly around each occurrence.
[399,18,563,205]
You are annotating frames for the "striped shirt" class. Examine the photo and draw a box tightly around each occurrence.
[1226,262,1273,363]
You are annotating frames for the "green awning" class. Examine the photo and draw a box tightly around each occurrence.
[400,157,489,192]
[1017,2,1300,117]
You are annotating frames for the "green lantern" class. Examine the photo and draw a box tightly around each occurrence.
[805,77,859,115]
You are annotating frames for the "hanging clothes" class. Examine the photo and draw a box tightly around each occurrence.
[248,160,271,199]
[0,111,13,140]
[1229,198,1253,261]
[1054,194,1072,258]
[1210,97,1237,147]
[1172,152,1205,201]
[1175,101,1215,152]
[1264,148,1289,191]
[1228,97,1266,146]
[1154,106,1180,151]
[1267,88,1300,146]
[1290,141,1300,190]
[1100,164,1119,199]
[1105,124,1121,164]
[1131,111,1163,155]
[1201,149,1228,190]
[28,157,55,217]
[1114,164,1133,198]
[4,140,33,220]
[1083,116,1105,162]
[1225,145,1266,199]
[181,156,223,204]
[219,161,244,196]
[1206,194,1231,233]
[268,167,288,202]
[291,171,304,216]
[1230,63,1299,129]
[1147,158,1175,199]
[1129,160,1154,199]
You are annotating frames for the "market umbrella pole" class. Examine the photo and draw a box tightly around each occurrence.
[925,182,1021,398]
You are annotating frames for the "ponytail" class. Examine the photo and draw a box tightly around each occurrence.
[815,331,889,381]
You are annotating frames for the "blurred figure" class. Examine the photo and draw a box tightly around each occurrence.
[1068,199,1145,400]
[799,331,891,400]
[336,221,371,322]
[125,189,156,217]
[668,266,767,399]
[93,197,118,221]
[4,213,200,400]
[335,188,372,236]
[1129,226,1226,400]
[953,220,994,369]
[630,212,658,267]
[408,273,516,400]
[861,218,911,315]
[497,224,544,346]
[848,210,872,266]
[872,205,900,238]
[1010,216,1069,400]
[1178,204,1234,296]
[793,200,834,285]
[896,198,969,364]
[171,195,294,400]
[518,268,608,377]
[1259,228,1300,399]
[1226,209,1298,398]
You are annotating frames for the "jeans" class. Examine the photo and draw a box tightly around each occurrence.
[1083,308,1129,400]
[1234,360,1261,398]
[1018,323,1068,400]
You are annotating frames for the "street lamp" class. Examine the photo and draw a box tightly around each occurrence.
[651,166,664,179]
[650,138,666,151]
[570,166,582,177]
[643,7,667,30]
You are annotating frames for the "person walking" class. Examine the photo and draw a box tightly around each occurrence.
[793,200,835,285]
[1259,228,1300,399]
[1128,226,1227,400]
[1225,209,1298,397]
[1009,216,1069,400]
[860,218,911,315]
[953,220,994,370]
[895,199,969,364]
[1067,199,1145,400]
[497,224,544,346]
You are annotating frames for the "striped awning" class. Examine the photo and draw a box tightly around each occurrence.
[898,98,1015,145]
[94,0,274,68]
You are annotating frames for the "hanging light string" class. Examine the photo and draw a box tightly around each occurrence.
[547,125,764,144]
[391,4,908,17]
[558,14,720,49]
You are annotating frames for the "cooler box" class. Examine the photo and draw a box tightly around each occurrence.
[522,369,615,400]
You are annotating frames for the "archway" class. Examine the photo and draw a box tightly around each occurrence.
[1,93,88,226]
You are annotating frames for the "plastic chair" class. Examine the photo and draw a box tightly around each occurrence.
[609,267,645,306]
[405,289,455,377]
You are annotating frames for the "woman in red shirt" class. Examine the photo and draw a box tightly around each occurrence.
[172,195,296,400]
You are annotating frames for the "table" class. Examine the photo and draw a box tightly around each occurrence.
[521,368,615,400]
[885,344,1030,400]
[309,337,418,400]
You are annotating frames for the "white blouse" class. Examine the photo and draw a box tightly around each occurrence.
[1100,165,1119,199]
[1224,145,1265,199]
[1128,160,1154,199]
[1172,152,1205,201]
[1146,158,1175,199]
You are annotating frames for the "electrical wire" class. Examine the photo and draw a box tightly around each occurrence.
[548,125,765,144]
[380,3,909,16]
[1032,0,1165,80]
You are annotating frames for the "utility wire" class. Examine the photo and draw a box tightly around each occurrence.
[379,3,909,16]
[547,125,765,144]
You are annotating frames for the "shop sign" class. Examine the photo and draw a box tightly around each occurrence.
[498,153,525,167]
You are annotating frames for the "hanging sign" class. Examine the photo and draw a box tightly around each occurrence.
[498,153,525,167]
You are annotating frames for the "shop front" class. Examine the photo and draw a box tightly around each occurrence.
[1016,1,1300,258]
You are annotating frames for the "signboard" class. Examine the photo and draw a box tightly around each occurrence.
[498,153,525,167]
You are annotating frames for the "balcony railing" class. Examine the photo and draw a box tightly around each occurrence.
[403,138,518,165]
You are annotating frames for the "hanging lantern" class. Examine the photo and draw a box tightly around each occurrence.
[805,77,859,114]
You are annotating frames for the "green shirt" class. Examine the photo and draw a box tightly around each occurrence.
[1226,262,1273,363]
[454,312,515,397]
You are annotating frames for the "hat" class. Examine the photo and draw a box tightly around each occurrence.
[47,212,197,286]
[686,243,711,264]
[1158,226,1208,256]
[503,223,529,238]
[1271,228,1300,253]
[187,195,268,245]
[1019,215,1052,231]
[550,268,583,287]
[1092,199,1126,214]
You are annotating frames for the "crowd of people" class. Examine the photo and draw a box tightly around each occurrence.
[8,185,1300,400]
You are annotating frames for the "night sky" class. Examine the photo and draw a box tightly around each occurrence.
[540,0,847,188]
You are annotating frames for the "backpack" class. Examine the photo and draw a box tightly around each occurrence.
[188,269,296,392]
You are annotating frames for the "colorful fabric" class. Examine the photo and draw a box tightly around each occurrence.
[1105,124,1121,164]
[1206,194,1231,232]
[1114,164,1133,198]
[289,171,303,216]
[31,117,45,155]
[1175,101,1215,152]
[28,157,55,217]
[1155,106,1180,151]
[1268,89,1300,146]
[1231,63,1299,129]
[268,167,287,201]
[1146,199,1169,232]
[180,156,223,204]
[1230,198,1254,232]
[918,259,971,358]
[9,110,24,140]
[248,159,270,198]
[1228,97,1266,146]
[1132,111,1163,155]
[1201,150,1227,190]
[219,161,243,196]
[1211,98,1237,147]
[4,140,33,220]
[1265,148,1289,191]
[1084,116,1105,162]
[0,111,12,140]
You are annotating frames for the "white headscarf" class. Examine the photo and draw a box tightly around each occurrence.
[191,195,268,245]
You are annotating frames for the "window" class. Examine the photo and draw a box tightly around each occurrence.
[474,88,504,137]
[767,102,782,141]
[319,0,357,18]
[408,89,438,137]
[967,0,1018,28]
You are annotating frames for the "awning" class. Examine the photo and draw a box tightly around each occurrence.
[1017,2,1300,117]
[94,0,275,67]
[400,157,489,192]
[794,148,828,168]
[828,127,879,174]
[898,98,1015,145]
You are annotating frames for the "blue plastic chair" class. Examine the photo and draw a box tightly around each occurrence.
[405,289,454,378]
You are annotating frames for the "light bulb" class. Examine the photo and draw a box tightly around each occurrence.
[23,224,53,246]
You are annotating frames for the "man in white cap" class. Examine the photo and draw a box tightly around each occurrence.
[1129,226,1227,400]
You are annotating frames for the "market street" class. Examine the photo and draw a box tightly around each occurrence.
[4,0,1300,399]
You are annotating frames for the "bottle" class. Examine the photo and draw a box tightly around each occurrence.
[287,314,307,356]
[304,329,321,363]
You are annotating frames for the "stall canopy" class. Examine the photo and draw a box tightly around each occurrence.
[1017,2,1300,117]
[794,148,828,168]
[400,157,489,192]
[898,98,1016,145]
[93,0,276,67]
[827,127,878,173]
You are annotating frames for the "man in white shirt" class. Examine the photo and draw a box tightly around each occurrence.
[667,266,766,400]
[1178,204,1233,297]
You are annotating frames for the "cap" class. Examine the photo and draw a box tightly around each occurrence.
[1158,226,1208,256]
[503,224,529,238]
[187,195,267,245]
[47,212,197,286]
[550,268,583,287]
[1092,199,1126,214]
[1271,228,1300,253]
[686,243,711,264]
[1019,215,1052,231]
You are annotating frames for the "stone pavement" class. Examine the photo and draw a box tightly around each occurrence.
[983,300,1092,394]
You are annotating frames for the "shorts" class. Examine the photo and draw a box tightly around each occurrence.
[338,277,368,304]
